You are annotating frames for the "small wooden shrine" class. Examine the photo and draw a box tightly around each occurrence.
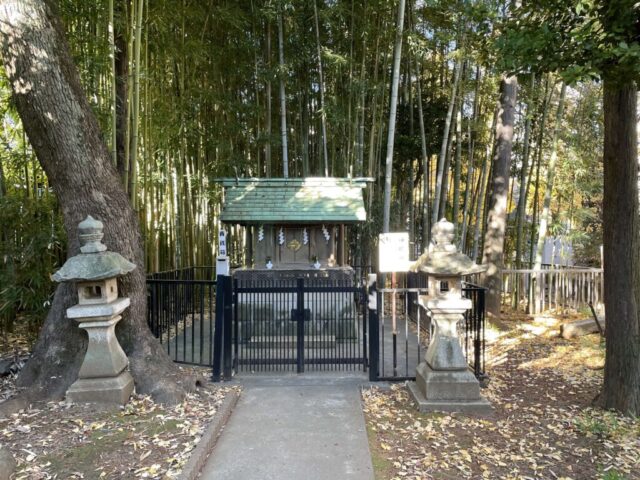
[217,177,371,343]
[218,177,370,276]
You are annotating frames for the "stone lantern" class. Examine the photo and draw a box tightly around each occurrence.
[52,215,136,406]
[407,218,491,413]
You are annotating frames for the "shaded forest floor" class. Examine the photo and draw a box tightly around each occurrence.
[363,312,640,480]
[0,362,238,479]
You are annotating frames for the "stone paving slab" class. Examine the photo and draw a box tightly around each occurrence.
[199,376,374,480]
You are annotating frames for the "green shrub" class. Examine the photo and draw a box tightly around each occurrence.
[0,194,65,337]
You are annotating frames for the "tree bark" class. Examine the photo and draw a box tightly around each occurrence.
[481,76,517,318]
[601,79,640,415]
[0,0,192,408]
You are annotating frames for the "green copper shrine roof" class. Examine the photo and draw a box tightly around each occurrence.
[217,177,371,225]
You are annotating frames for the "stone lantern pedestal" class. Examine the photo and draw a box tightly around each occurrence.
[53,216,136,406]
[407,218,491,413]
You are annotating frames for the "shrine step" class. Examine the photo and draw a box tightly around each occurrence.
[247,335,336,349]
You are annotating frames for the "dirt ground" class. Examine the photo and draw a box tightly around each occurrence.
[363,312,640,480]
[0,363,238,479]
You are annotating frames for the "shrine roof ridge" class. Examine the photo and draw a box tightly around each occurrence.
[215,177,374,188]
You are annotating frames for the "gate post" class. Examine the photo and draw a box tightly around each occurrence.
[296,278,305,373]
[211,278,225,382]
[212,230,230,382]
[222,275,233,379]
[367,274,379,382]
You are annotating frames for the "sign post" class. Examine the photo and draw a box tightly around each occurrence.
[378,232,411,377]
[216,230,230,276]
[212,229,230,381]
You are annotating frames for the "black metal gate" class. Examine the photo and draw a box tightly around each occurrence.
[230,278,368,373]
[145,268,485,383]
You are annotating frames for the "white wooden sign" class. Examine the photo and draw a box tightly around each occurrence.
[218,230,227,256]
[378,232,411,272]
[217,229,230,276]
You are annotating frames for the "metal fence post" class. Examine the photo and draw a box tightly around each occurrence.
[478,287,486,380]
[367,274,379,382]
[296,278,305,374]
[362,287,368,372]
[211,276,225,382]
[222,275,233,379]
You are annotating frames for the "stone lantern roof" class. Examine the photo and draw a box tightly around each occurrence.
[52,216,136,282]
[410,218,487,276]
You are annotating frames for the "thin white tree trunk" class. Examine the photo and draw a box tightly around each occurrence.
[533,83,566,270]
[514,74,537,268]
[277,12,288,178]
[129,0,144,206]
[265,20,272,176]
[471,109,496,262]
[452,104,462,227]
[532,83,566,311]
[460,66,481,251]
[108,0,116,167]
[415,58,429,248]
[381,0,406,232]
[432,59,462,225]
[313,0,329,176]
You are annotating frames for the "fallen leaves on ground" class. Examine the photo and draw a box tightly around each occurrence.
[0,366,239,479]
[363,313,640,480]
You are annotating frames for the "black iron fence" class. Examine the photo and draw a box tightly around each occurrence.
[462,282,487,383]
[367,274,487,383]
[146,267,486,383]
[147,269,216,366]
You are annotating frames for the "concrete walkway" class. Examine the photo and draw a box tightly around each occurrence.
[199,374,375,480]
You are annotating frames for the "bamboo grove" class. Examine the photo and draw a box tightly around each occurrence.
[0,0,605,332]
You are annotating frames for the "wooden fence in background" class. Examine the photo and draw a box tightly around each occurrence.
[502,267,604,315]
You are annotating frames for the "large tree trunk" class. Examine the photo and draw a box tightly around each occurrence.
[0,0,191,409]
[601,80,640,415]
[481,76,517,318]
